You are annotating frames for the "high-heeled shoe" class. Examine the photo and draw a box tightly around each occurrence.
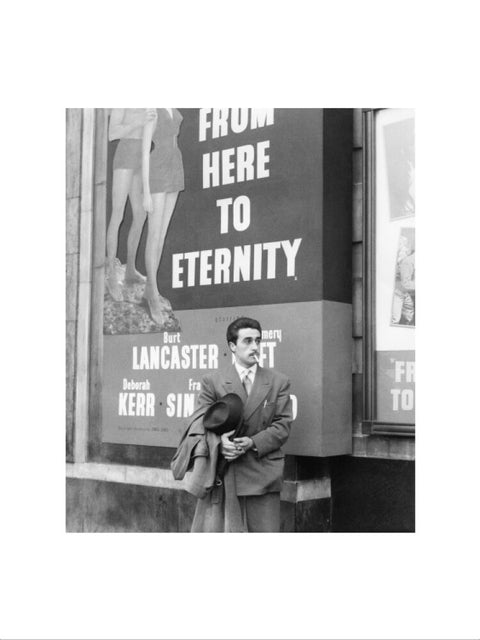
[124,270,147,286]
[143,291,172,312]
[157,292,172,311]
[143,292,170,326]
[105,273,123,302]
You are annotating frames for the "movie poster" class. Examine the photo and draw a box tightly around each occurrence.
[100,109,350,450]
[375,109,415,424]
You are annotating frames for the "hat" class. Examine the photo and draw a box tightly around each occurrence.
[203,393,244,435]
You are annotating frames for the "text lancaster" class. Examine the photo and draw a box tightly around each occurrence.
[132,344,219,370]
[171,238,302,288]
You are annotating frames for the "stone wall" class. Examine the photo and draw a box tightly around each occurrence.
[66,109,82,462]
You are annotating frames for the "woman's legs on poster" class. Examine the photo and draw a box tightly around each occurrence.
[124,172,147,284]
[143,191,179,322]
[106,168,133,301]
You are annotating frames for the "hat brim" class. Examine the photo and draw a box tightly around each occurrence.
[203,393,244,435]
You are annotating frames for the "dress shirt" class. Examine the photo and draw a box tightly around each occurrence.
[234,362,258,386]
[234,362,258,452]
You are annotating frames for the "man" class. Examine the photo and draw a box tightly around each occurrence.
[196,317,293,532]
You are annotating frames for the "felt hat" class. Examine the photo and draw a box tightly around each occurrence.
[203,393,244,435]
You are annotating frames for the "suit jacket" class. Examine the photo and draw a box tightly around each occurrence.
[198,364,292,496]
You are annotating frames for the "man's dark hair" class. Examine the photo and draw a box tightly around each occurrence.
[226,317,262,345]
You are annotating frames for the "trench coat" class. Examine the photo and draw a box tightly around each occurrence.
[170,405,221,498]
[171,404,246,531]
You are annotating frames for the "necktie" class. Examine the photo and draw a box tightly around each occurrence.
[243,370,252,396]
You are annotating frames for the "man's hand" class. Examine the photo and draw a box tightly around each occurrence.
[233,437,254,455]
[220,430,243,461]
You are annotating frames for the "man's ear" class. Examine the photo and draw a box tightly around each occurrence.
[228,341,236,353]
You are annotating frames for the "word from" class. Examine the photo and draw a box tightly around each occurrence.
[199,108,274,141]
[390,360,415,411]
[394,360,415,382]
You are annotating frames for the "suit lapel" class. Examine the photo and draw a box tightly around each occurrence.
[243,366,272,421]
[221,365,273,420]
[222,364,248,403]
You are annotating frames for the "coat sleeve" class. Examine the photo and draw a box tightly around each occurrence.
[170,408,207,480]
[251,375,292,457]
[197,374,218,409]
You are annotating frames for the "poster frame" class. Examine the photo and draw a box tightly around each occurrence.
[362,108,415,437]
[86,108,353,460]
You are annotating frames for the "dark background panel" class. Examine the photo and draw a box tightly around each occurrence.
[323,109,353,304]
[330,456,415,532]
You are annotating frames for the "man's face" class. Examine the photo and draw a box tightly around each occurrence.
[230,328,261,368]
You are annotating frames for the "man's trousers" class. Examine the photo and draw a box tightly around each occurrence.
[238,492,280,532]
